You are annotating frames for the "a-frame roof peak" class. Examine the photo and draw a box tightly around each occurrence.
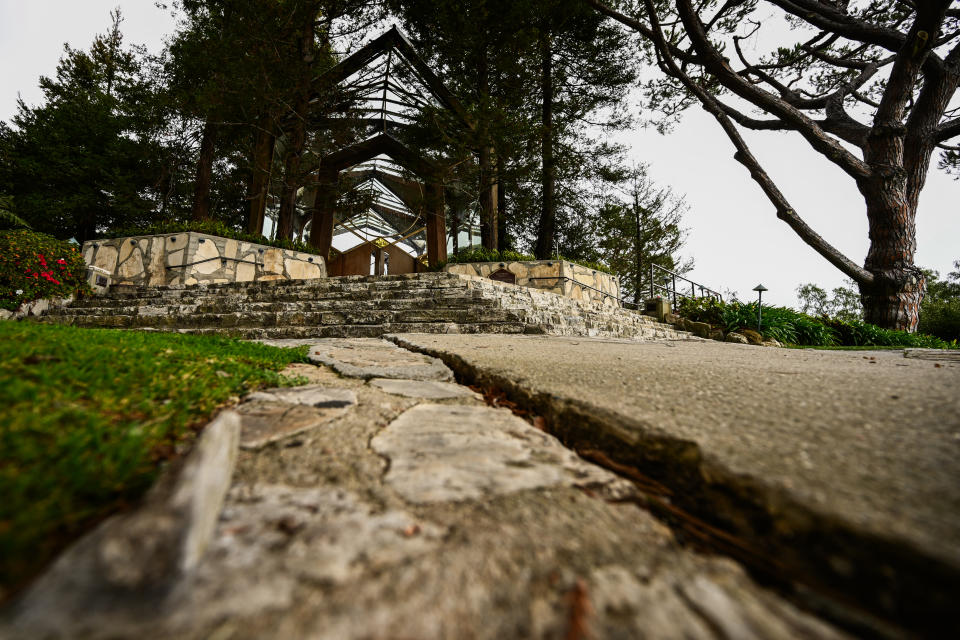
[316,26,474,131]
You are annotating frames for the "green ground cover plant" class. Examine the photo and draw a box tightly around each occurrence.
[1,230,92,311]
[438,247,613,274]
[0,323,309,592]
[103,220,338,259]
[676,297,957,349]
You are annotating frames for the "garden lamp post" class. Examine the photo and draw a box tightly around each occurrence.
[752,284,768,332]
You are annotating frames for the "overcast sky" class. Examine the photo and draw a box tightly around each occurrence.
[1,1,957,308]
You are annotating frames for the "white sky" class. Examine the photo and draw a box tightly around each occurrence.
[1,1,957,308]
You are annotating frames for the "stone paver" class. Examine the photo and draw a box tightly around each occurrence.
[369,377,480,399]
[371,404,631,503]
[2,337,862,640]
[388,333,960,633]
[308,338,453,380]
[236,387,356,450]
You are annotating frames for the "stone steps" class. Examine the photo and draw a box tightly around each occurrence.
[39,273,691,341]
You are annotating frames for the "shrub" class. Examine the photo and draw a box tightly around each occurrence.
[676,296,725,326]
[675,294,956,349]
[918,298,960,342]
[0,230,91,311]
[105,219,335,258]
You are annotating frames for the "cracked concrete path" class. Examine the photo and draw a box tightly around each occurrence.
[2,337,862,639]
[387,333,960,635]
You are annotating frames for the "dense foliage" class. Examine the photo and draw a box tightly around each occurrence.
[0,13,168,242]
[917,261,960,342]
[798,261,960,343]
[0,323,309,591]
[677,297,957,349]
[0,231,91,311]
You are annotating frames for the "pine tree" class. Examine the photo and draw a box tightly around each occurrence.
[592,164,692,304]
[0,11,164,241]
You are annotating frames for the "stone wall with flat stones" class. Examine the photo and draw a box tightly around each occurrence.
[82,232,326,287]
[444,260,620,307]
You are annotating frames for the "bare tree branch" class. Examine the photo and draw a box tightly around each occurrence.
[766,0,908,52]
[674,0,872,180]
[936,118,960,143]
[582,0,701,65]
[625,0,876,285]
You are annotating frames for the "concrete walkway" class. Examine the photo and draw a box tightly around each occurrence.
[5,335,957,638]
[389,334,960,636]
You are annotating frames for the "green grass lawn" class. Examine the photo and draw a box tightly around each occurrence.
[0,322,309,593]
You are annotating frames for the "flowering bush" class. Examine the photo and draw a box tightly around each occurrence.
[0,230,92,311]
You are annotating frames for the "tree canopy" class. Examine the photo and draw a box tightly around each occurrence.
[587,0,959,330]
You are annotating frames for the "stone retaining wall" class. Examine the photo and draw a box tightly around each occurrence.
[444,260,619,306]
[82,232,326,287]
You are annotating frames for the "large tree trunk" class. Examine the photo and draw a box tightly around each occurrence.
[276,109,308,241]
[247,113,276,236]
[276,20,316,241]
[634,203,643,304]
[497,176,508,252]
[477,48,499,251]
[191,118,217,221]
[479,145,499,250]
[534,34,555,260]
[858,178,925,331]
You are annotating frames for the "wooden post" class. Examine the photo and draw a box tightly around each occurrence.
[425,181,447,267]
[309,168,338,262]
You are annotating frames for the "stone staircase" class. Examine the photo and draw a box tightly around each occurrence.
[37,272,690,341]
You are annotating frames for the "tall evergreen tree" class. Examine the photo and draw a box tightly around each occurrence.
[592,163,692,304]
[530,0,636,259]
[0,11,164,241]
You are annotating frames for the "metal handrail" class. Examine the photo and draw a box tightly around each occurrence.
[648,264,722,306]
[527,275,620,304]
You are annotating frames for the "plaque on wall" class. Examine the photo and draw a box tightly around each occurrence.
[489,268,516,284]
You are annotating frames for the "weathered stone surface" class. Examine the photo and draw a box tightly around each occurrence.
[741,328,763,345]
[588,562,846,639]
[284,257,322,280]
[904,348,960,361]
[235,261,255,282]
[262,248,284,274]
[92,244,118,271]
[209,484,444,585]
[370,378,479,399]
[371,404,626,503]
[148,237,166,286]
[709,328,725,341]
[166,248,184,267]
[115,246,144,280]
[246,385,356,409]
[445,260,620,306]
[310,338,453,381]
[687,320,712,338]
[165,234,186,251]
[236,397,354,450]
[192,238,221,275]
[2,336,860,640]
[42,272,689,341]
[3,411,239,634]
[388,333,960,634]
[279,362,343,385]
[725,331,749,344]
